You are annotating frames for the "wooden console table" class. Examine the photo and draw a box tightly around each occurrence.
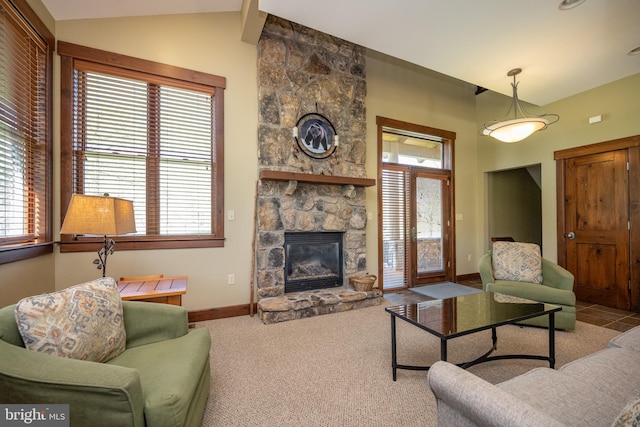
[117,275,187,306]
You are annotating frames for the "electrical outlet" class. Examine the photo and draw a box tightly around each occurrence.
[228,274,235,285]
[588,114,602,124]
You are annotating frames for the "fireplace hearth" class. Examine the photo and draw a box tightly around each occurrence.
[284,232,343,293]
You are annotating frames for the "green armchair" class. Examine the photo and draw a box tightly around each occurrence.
[479,252,576,330]
[0,301,211,427]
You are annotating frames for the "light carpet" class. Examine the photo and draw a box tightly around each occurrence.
[409,282,483,299]
[196,301,620,427]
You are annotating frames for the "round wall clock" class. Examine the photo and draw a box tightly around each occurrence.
[293,112,338,159]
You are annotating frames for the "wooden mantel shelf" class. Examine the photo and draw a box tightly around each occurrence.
[259,170,376,187]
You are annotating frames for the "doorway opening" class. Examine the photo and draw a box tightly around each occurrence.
[486,165,542,251]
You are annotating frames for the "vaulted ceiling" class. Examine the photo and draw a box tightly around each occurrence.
[41,0,640,105]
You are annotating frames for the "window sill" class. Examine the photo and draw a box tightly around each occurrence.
[0,242,54,265]
[59,236,225,252]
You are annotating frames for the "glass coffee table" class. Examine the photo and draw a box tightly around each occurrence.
[385,291,562,381]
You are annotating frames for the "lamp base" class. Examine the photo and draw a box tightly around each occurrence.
[93,235,115,277]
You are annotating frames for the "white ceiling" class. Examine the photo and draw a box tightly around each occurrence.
[41,0,640,105]
[40,0,243,21]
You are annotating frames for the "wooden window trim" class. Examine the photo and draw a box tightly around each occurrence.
[58,41,226,252]
[0,0,54,265]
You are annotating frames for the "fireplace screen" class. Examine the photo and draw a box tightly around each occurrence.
[284,232,343,293]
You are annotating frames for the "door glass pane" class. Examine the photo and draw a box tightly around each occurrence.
[416,176,443,273]
[382,168,409,289]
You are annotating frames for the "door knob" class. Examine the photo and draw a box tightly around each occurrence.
[567,231,575,240]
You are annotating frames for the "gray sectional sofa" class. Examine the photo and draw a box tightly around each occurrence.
[428,325,640,426]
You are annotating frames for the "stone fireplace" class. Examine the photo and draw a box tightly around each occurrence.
[254,16,381,324]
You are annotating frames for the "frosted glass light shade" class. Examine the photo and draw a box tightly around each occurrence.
[482,118,549,143]
[61,194,136,236]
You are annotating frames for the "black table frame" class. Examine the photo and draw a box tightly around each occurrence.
[387,299,562,381]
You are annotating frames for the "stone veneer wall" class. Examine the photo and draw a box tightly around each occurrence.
[255,16,379,323]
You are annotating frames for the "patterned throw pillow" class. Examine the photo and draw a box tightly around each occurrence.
[612,396,640,427]
[15,277,126,363]
[492,242,543,284]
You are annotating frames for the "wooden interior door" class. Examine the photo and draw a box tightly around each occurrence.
[564,149,630,309]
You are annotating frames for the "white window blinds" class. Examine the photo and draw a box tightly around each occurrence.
[71,62,215,236]
[0,0,49,245]
[381,167,410,289]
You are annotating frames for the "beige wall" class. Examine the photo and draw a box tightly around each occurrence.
[2,3,639,309]
[26,0,54,32]
[0,10,485,309]
[364,52,481,276]
[50,13,258,310]
[0,255,55,306]
[476,73,640,262]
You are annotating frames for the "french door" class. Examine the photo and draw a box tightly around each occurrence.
[377,117,455,291]
[413,169,452,284]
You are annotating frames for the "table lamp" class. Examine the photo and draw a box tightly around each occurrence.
[60,194,136,277]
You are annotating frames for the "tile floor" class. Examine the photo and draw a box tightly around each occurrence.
[384,279,640,332]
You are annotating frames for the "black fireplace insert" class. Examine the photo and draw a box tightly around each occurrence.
[284,232,343,293]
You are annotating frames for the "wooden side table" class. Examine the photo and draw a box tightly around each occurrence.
[117,275,188,306]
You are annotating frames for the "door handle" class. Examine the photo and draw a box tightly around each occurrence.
[411,227,417,242]
[567,231,575,240]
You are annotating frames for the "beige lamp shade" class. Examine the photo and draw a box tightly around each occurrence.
[61,194,136,236]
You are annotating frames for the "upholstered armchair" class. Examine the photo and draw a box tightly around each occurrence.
[479,244,576,331]
[0,279,211,427]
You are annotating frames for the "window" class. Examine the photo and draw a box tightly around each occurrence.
[59,42,225,252]
[381,128,443,168]
[0,0,54,265]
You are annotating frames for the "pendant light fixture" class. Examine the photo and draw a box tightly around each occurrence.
[482,68,559,143]
[558,0,586,10]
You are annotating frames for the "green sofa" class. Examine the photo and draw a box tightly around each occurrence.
[0,301,211,427]
[479,252,576,330]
